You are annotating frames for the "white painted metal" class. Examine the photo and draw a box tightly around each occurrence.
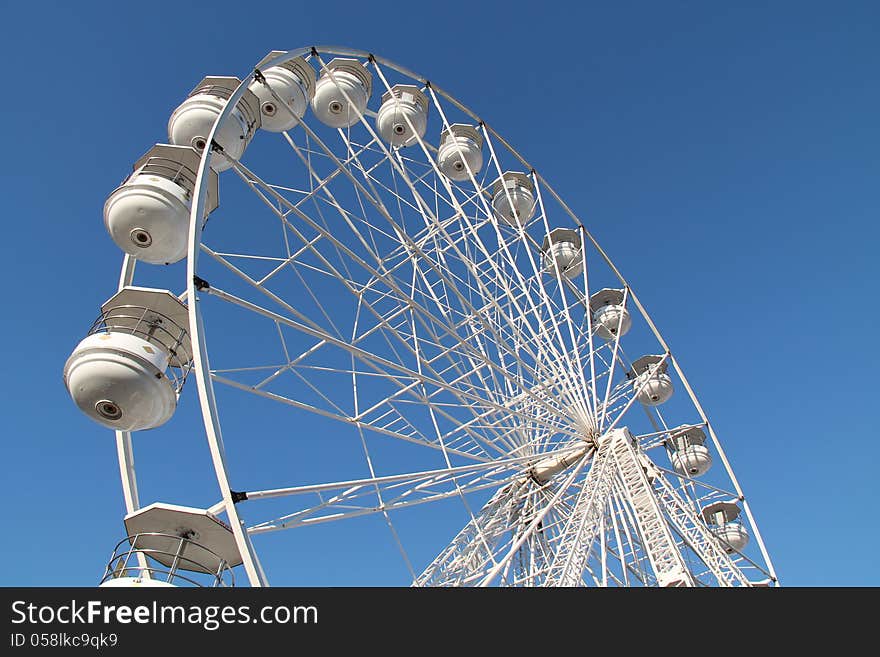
[671,444,712,476]
[563,224,780,583]
[311,58,372,128]
[111,255,150,578]
[630,355,674,406]
[702,499,743,524]
[100,577,176,588]
[667,426,713,476]
[668,425,708,450]
[114,429,140,516]
[608,430,693,587]
[437,123,483,180]
[249,52,315,132]
[418,447,595,587]
[99,505,239,587]
[376,84,428,147]
[542,433,618,586]
[104,144,219,264]
[713,523,750,552]
[63,284,191,430]
[185,67,277,586]
[100,286,192,367]
[167,76,260,172]
[530,444,590,484]
[491,171,535,226]
[589,288,632,340]
[417,482,525,586]
[78,45,778,588]
[123,503,243,572]
[63,332,177,431]
[648,469,750,586]
[541,228,584,279]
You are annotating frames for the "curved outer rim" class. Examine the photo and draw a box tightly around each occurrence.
[184,45,779,587]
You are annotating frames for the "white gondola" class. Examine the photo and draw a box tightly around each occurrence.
[167,76,260,172]
[311,58,372,128]
[63,287,191,432]
[249,51,316,132]
[491,171,535,226]
[714,523,750,553]
[100,503,240,587]
[436,124,483,180]
[541,228,584,278]
[103,144,218,265]
[376,84,428,147]
[629,355,673,406]
[589,288,632,340]
[702,500,750,553]
[668,426,712,476]
[747,578,773,587]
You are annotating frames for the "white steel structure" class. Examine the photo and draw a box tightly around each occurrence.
[64,46,778,587]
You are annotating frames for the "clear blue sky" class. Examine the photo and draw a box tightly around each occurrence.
[1,0,877,586]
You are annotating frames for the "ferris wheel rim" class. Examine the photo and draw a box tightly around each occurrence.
[174,45,779,587]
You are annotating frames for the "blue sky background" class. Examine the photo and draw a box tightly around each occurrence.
[1,0,877,586]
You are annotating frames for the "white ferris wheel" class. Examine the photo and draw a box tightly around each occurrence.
[63,46,779,588]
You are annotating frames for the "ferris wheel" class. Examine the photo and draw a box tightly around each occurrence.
[62,46,779,587]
